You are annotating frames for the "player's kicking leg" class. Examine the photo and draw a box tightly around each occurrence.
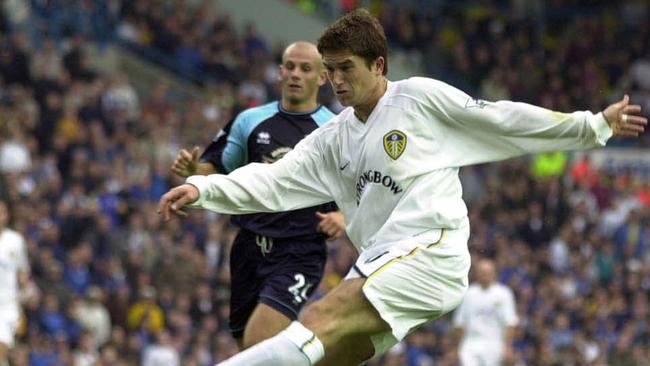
[216,277,389,366]
[216,228,471,366]
[303,278,389,366]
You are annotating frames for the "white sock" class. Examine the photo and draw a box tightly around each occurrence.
[216,321,325,366]
[282,321,325,363]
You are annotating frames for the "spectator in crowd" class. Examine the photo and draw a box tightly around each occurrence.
[142,329,180,366]
[72,331,99,366]
[126,286,165,335]
[73,285,112,348]
[0,115,32,176]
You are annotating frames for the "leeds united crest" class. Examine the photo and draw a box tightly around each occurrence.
[383,130,407,160]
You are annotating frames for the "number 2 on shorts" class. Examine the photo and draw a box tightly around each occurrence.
[287,273,312,304]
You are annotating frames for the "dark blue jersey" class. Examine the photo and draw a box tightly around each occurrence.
[200,101,337,238]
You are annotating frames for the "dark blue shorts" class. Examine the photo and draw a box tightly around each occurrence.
[229,229,327,338]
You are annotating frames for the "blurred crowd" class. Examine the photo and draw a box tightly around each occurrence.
[296,0,650,148]
[0,1,649,366]
[378,0,650,114]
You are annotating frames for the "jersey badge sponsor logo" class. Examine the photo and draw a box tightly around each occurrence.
[383,130,407,160]
[464,97,487,109]
[355,170,403,205]
[256,131,271,144]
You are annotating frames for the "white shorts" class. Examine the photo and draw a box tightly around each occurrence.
[345,224,471,357]
[0,303,20,347]
[459,341,504,366]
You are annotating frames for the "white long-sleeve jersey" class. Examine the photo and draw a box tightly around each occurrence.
[187,77,612,252]
[0,228,29,306]
[453,282,519,345]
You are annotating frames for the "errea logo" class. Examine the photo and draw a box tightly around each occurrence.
[257,131,271,144]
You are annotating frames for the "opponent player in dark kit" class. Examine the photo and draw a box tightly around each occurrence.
[171,41,344,350]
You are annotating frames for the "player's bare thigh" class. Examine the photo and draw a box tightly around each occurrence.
[243,303,292,349]
[300,278,390,366]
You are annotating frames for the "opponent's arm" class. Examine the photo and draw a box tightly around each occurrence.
[172,117,246,177]
[171,146,218,177]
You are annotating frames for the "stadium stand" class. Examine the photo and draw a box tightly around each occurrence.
[0,1,648,365]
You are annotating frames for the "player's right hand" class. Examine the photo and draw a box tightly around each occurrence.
[316,211,346,240]
[171,146,200,177]
[157,183,200,221]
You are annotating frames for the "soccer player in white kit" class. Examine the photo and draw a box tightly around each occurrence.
[158,9,647,366]
[0,200,30,364]
[453,259,518,366]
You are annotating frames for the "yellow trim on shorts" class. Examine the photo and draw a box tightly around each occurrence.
[366,230,446,282]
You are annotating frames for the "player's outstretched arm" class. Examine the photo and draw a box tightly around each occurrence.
[316,211,346,239]
[602,94,647,137]
[157,183,200,221]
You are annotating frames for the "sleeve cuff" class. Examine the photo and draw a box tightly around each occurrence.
[185,175,209,207]
[590,112,613,146]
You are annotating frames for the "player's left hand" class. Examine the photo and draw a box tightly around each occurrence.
[316,211,346,240]
[602,94,647,137]
[157,183,200,221]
